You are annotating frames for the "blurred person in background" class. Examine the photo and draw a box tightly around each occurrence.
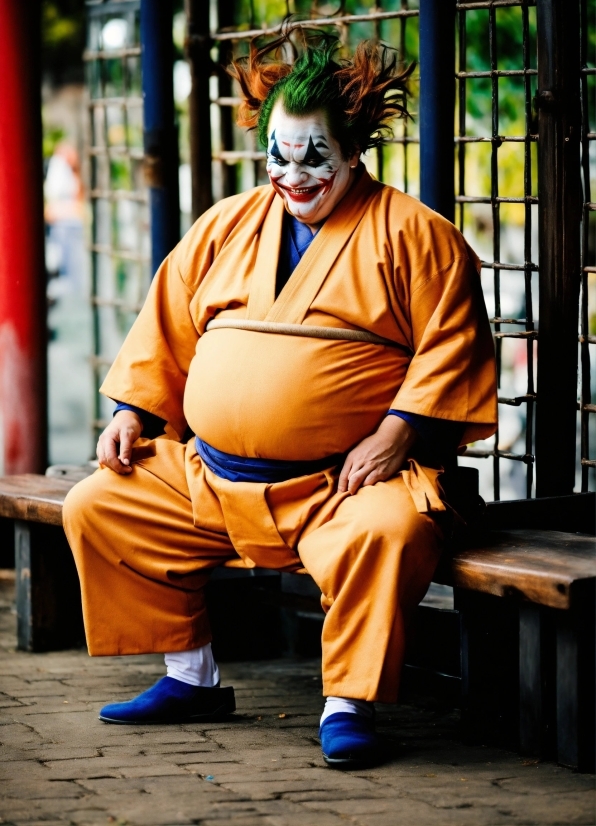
[44,142,85,298]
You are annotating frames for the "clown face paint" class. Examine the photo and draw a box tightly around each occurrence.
[266,102,360,228]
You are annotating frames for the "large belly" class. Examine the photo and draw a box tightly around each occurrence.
[183,328,410,460]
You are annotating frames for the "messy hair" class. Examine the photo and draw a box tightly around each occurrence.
[227,27,414,158]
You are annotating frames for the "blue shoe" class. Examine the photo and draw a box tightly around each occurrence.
[99,677,235,724]
[319,712,381,767]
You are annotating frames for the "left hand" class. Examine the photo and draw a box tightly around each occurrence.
[338,415,417,495]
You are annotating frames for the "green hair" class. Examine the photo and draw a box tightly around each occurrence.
[229,28,413,158]
[256,44,344,150]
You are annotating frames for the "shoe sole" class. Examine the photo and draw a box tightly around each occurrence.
[323,754,378,769]
[98,702,235,725]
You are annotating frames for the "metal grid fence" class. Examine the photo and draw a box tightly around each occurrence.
[208,0,540,501]
[83,0,595,500]
[209,1,420,204]
[454,0,538,500]
[85,0,150,431]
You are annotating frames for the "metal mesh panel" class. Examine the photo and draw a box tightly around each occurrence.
[210,1,420,202]
[83,0,595,500]
[85,0,150,432]
[454,0,538,500]
[211,0,538,501]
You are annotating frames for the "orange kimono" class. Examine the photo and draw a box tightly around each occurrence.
[63,170,497,703]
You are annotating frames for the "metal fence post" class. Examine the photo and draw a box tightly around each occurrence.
[185,0,213,221]
[140,0,180,275]
[535,0,582,497]
[419,0,456,223]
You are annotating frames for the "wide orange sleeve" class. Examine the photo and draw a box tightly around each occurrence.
[391,249,498,445]
[99,198,226,438]
[99,252,197,439]
[99,185,276,439]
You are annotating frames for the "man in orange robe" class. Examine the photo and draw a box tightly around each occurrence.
[63,35,497,767]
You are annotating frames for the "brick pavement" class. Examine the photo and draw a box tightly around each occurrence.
[0,577,594,826]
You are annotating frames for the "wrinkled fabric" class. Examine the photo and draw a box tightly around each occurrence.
[63,437,445,703]
[64,170,497,704]
[101,169,497,453]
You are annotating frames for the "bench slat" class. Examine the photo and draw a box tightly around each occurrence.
[0,474,75,526]
[436,529,596,609]
[1,475,594,609]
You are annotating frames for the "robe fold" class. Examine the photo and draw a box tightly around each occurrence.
[101,169,497,456]
[64,169,497,702]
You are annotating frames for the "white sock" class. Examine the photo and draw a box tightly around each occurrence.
[320,696,374,725]
[164,643,220,687]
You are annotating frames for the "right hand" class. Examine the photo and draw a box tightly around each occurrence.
[97,410,143,475]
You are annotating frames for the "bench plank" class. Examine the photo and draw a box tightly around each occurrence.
[436,530,596,609]
[1,473,594,770]
[0,474,76,526]
[1,475,595,610]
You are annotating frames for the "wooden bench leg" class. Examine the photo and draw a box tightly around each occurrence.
[519,603,556,760]
[556,610,579,768]
[519,603,542,756]
[15,520,32,650]
[458,587,594,772]
[555,581,595,772]
[456,589,519,750]
[15,520,85,652]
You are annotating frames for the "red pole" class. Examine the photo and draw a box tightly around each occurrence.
[0,1,47,475]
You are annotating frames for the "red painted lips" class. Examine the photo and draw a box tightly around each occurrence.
[272,181,326,203]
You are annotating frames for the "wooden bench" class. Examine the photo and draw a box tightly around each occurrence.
[0,472,594,772]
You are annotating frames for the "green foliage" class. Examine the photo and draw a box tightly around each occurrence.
[110,160,132,191]
[42,0,85,85]
[43,4,79,46]
[461,7,537,134]
[42,125,66,160]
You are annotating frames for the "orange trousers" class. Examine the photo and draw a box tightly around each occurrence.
[63,437,444,703]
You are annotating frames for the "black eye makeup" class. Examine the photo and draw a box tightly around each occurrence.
[302,136,327,167]
[268,152,288,165]
[267,131,288,165]
[267,129,335,168]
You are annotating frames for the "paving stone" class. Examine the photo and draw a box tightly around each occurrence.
[23,746,103,762]
[98,743,217,758]
[213,776,382,801]
[195,799,308,819]
[66,789,245,824]
[45,808,117,826]
[43,757,195,781]
[0,722,50,749]
[119,765,195,779]
[0,798,38,819]
[283,789,394,804]
[2,779,86,800]
[181,761,243,774]
[12,820,64,826]
[1,578,594,826]
[0,761,51,782]
[201,815,287,826]
[265,814,351,826]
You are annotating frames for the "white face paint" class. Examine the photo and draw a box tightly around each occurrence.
[266,101,360,228]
